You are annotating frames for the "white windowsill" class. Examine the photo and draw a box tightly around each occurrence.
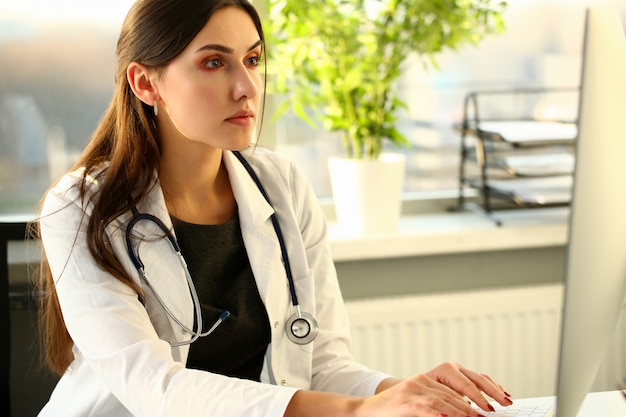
[328,207,570,262]
[2,206,570,265]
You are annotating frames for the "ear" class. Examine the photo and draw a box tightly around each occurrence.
[127,62,159,106]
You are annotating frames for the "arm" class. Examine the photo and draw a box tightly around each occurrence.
[283,160,513,416]
[40,175,298,417]
[284,367,512,417]
[241,152,512,417]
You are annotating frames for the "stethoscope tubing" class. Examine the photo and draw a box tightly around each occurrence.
[125,209,229,347]
[231,151,300,307]
[232,151,318,344]
[124,151,317,347]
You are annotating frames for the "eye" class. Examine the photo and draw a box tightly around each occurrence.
[203,58,222,69]
[246,55,263,67]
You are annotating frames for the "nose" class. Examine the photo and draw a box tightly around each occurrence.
[232,64,259,101]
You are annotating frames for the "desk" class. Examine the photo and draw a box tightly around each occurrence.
[575,391,626,415]
[491,391,626,416]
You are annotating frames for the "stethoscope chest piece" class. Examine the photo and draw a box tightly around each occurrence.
[234,150,319,345]
[285,311,318,345]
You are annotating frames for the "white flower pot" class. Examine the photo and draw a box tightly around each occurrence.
[328,153,406,234]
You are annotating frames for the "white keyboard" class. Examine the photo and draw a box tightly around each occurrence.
[483,406,555,417]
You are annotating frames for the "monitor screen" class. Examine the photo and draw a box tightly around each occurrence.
[556,7,626,417]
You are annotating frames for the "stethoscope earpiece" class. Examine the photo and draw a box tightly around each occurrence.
[285,311,318,345]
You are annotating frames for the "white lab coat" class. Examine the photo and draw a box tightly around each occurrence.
[38,148,390,417]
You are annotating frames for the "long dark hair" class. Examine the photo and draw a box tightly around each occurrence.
[34,0,266,375]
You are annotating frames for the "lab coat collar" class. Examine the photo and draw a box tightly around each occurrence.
[127,150,281,326]
[223,149,283,306]
[132,149,274,233]
[223,149,275,230]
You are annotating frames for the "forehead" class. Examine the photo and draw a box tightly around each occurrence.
[188,6,260,48]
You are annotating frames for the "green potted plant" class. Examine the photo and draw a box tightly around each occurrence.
[266,0,507,233]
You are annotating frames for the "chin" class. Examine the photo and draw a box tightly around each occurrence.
[225,139,254,151]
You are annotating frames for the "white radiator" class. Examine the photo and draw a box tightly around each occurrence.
[345,284,626,399]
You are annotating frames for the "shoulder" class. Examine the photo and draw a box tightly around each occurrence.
[236,146,305,187]
[41,164,108,217]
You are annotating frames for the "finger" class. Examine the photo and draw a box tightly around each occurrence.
[476,372,503,393]
[481,373,513,399]
[453,373,491,412]
[414,374,487,416]
[420,392,483,417]
[464,369,500,394]
[426,363,491,412]
[460,368,513,408]
[415,403,463,417]
[481,373,514,402]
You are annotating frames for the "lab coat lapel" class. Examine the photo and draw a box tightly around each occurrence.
[223,150,282,307]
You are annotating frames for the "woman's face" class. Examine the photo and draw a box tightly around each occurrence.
[153,6,263,151]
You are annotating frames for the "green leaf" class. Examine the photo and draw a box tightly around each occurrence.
[266,0,508,159]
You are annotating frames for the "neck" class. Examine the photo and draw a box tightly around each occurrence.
[159,146,236,225]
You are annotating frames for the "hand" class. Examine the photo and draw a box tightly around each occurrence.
[359,373,482,417]
[285,363,513,417]
[425,362,513,413]
[366,362,513,417]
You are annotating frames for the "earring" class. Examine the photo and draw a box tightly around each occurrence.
[153,100,158,117]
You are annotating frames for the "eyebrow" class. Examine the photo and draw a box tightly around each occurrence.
[195,39,263,54]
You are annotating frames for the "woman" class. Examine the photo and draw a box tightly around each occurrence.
[35,0,513,416]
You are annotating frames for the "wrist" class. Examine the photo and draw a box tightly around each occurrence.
[284,390,363,417]
[375,377,403,394]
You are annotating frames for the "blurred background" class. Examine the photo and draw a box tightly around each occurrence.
[0,0,624,215]
[1,1,625,416]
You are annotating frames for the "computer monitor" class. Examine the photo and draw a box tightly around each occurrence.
[556,7,626,417]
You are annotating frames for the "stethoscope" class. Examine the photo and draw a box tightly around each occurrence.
[125,150,318,347]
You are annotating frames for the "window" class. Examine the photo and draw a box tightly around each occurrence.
[0,1,133,215]
[271,0,626,198]
[0,0,624,215]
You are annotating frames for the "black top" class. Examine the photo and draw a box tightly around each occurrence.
[172,213,271,381]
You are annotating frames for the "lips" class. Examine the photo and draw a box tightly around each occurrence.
[226,109,254,120]
[225,109,255,127]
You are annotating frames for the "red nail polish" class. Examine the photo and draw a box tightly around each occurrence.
[504,391,512,397]
[488,404,495,412]
[438,414,448,417]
